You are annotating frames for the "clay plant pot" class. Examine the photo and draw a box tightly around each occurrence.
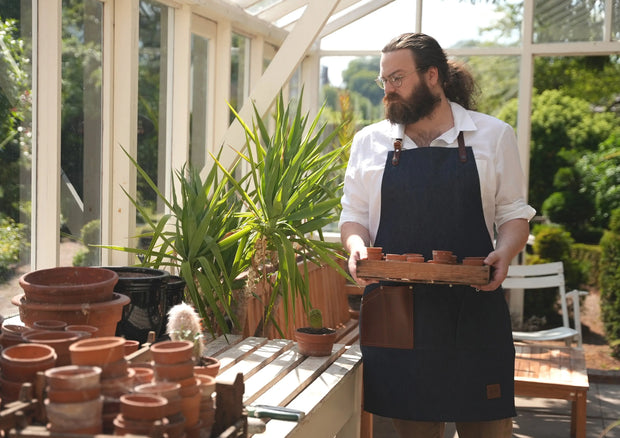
[45,365,102,390]
[19,266,118,304]
[180,390,201,427]
[295,327,337,357]
[103,266,169,344]
[385,254,407,261]
[194,356,221,378]
[134,381,182,421]
[129,366,154,385]
[47,386,101,403]
[12,293,131,336]
[123,339,140,356]
[33,320,67,331]
[0,324,33,348]
[195,375,216,399]
[65,324,99,337]
[150,340,194,364]
[69,336,127,366]
[113,414,169,436]
[153,359,194,382]
[23,330,87,366]
[45,396,103,433]
[120,393,168,421]
[100,358,129,379]
[366,247,383,261]
[462,256,486,266]
[0,343,57,381]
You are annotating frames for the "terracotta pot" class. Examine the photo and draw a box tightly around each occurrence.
[103,266,169,344]
[194,356,221,378]
[295,328,337,357]
[13,292,131,336]
[134,381,182,418]
[33,320,67,331]
[178,378,200,398]
[1,324,34,348]
[164,413,186,438]
[432,249,454,264]
[150,340,194,364]
[185,418,203,438]
[406,256,425,263]
[69,336,127,366]
[123,339,140,356]
[47,386,101,403]
[100,358,129,379]
[65,324,99,337]
[45,396,103,433]
[23,330,86,366]
[0,376,29,402]
[385,253,407,261]
[19,266,118,304]
[195,375,216,399]
[1,343,57,381]
[154,359,194,381]
[44,365,102,390]
[129,366,154,384]
[366,247,383,260]
[180,391,201,427]
[100,368,136,398]
[120,393,168,421]
[113,414,169,436]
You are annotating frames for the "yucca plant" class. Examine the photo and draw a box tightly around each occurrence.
[103,147,250,336]
[214,91,350,337]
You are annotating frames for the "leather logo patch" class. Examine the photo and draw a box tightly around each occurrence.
[486,384,501,400]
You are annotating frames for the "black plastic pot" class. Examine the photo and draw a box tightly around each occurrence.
[102,267,169,344]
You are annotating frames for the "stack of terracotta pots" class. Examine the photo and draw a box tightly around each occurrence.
[44,365,103,434]
[114,393,169,435]
[134,381,184,437]
[13,267,130,336]
[22,330,88,366]
[0,343,57,403]
[150,340,202,437]
[194,372,216,432]
[69,336,134,433]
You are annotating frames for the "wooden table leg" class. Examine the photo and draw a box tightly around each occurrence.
[570,390,587,438]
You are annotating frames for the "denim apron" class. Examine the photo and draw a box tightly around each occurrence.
[360,132,516,421]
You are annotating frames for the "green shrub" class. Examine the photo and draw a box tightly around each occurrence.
[599,208,620,358]
[0,216,27,281]
[571,243,601,287]
[524,224,587,326]
[72,219,100,266]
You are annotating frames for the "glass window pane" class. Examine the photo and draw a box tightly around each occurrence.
[613,0,620,41]
[61,0,103,267]
[0,1,33,315]
[533,0,604,43]
[230,32,250,122]
[138,0,170,222]
[190,33,210,168]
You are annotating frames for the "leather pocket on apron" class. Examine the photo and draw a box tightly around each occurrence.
[360,285,414,349]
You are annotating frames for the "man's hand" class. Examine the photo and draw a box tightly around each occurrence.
[472,218,530,291]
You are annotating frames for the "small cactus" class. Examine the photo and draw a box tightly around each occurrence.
[308,308,323,330]
[166,302,205,359]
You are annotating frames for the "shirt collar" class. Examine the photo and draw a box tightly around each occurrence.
[391,101,477,144]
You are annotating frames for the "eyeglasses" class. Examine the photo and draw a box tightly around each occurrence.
[374,70,417,90]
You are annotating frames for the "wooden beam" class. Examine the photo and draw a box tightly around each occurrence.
[215,0,341,172]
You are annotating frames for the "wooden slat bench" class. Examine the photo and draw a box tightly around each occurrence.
[206,331,363,438]
[514,343,589,438]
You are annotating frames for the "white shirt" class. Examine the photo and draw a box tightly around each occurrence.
[338,102,536,244]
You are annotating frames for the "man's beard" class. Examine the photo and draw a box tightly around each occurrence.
[384,79,441,125]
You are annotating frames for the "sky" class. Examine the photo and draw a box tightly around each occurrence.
[319,0,508,86]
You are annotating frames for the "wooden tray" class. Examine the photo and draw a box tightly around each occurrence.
[356,260,490,285]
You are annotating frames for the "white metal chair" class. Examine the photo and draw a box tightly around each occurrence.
[503,261,588,348]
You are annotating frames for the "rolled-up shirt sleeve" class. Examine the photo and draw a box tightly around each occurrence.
[493,124,536,229]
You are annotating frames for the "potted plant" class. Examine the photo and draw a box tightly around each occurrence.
[214,91,351,338]
[295,308,337,357]
[103,147,249,337]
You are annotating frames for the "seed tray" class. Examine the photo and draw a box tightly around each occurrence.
[356,259,490,285]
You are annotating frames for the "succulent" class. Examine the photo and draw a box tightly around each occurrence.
[308,308,323,330]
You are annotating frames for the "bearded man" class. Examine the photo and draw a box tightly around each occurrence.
[339,32,536,438]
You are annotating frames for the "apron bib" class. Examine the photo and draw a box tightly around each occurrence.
[360,133,516,422]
